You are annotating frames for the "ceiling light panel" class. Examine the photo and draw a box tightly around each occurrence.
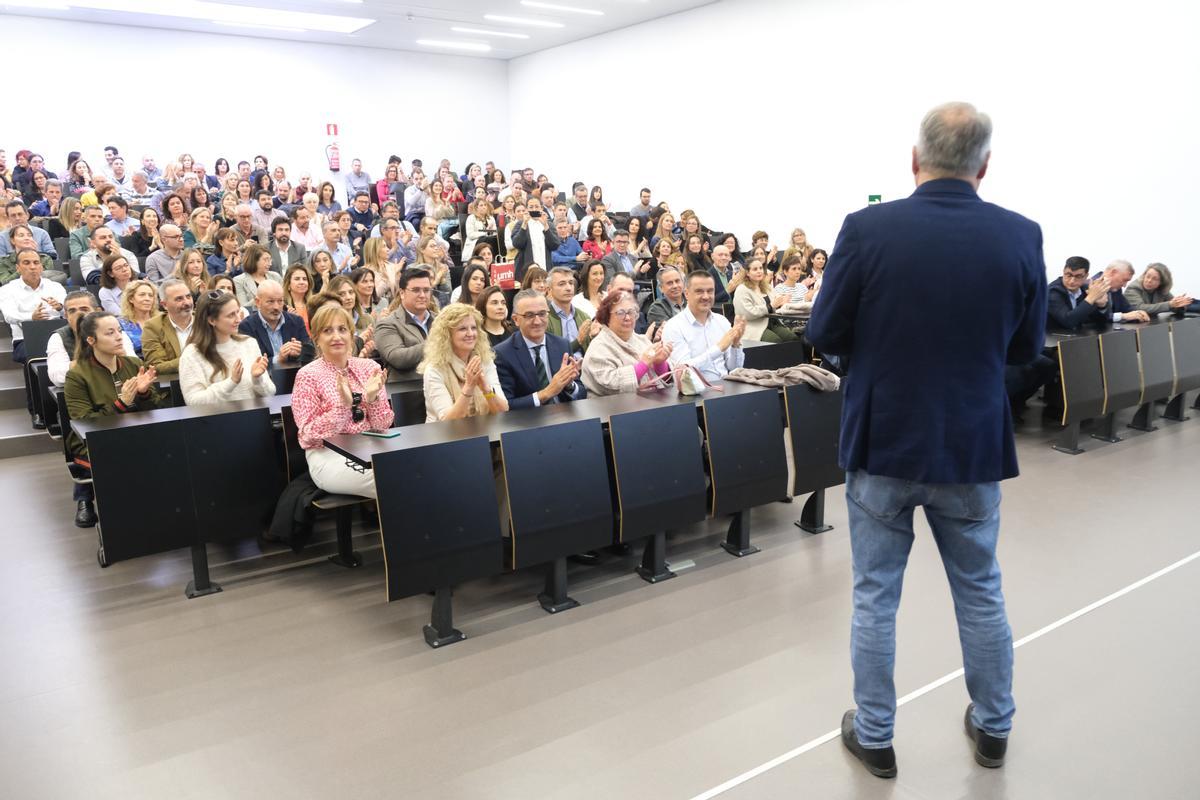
[416,39,492,52]
[520,1,603,16]
[450,27,531,40]
[482,14,565,29]
[44,0,375,34]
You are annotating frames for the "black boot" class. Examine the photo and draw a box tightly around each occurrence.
[75,500,97,528]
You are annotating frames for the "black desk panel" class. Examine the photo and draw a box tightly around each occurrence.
[607,404,707,543]
[1138,323,1175,403]
[784,385,845,496]
[743,339,808,371]
[703,389,788,518]
[388,384,427,427]
[1173,317,1200,394]
[1057,337,1104,425]
[90,421,195,563]
[20,319,69,360]
[372,437,504,602]
[501,418,614,569]
[185,408,283,544]
[1098,330,1141,414]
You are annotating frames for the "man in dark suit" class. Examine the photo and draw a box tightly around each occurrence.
[495,289,586,409]
[1046,256,1112,331]
[808,102,1047,779]
[1092,259,1150,324]
[238,281,309,364]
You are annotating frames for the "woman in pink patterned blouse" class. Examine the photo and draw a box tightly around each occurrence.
[291,305,394,498]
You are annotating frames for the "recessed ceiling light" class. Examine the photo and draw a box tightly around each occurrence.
[213,21,307,34]
[450,26,531,40]
[482,14,564,29]
[416,39,492,53]
[520,1,603,15]
[29,0,374,34]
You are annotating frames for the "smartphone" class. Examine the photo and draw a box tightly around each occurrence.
[362,430,401,439]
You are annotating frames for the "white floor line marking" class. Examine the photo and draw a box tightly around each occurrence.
[688,548,1200,800]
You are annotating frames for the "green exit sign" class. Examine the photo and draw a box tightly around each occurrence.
[868,194,882,204]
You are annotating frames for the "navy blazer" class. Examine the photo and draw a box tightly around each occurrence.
[494,330,587,409]
[1046,277,1110,331]
[238,310,311,363]
[807,179,1047,484]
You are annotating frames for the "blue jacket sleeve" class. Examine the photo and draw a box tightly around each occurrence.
[1007,225,1048,365]
[806,214,862,356]
[494,343,536,410]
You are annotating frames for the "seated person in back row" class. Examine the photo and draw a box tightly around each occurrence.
[1047,257,1131,331]
[374,268,437,380]
[238,281,309,365]
[1124,262,1197,315]
[494,289,586,408]
[1092,260,1150,324]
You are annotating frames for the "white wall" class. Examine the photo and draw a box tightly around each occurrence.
[2,16,509,202]
[508,0,1200,289]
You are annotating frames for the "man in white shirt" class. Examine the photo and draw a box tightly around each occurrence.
[47,291,136,386]
[312,221,354,272]
[662,270,746,384]
[0,249,66,363]
[80,225,139,283]
[251,191,281,232]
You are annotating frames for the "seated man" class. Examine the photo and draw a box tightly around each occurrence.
[662,270,746,384]
[80,225,139,285]
[545,266,599,354]
[708,245,735,305]
[144,224,184,284]
[268,216,306,273]
[251,191,280,232]
[238,281,309,365]
[600,229,639,286]
[140,279,195,376]
[347,191,376,249]
[119,170,161,208]
[47,291,135,386]
[104,196,139,238]
[0,248,66,364]
[29,179,63,219]
[647,265,687,327]
[495,289,587,408]
[1094,259,1150,324]
[231,204,269,246]
[1047,257,1119,331]
[0,200,57,257]
[312,221,354,273]
[550,219,585,266]
[289,206,322,251]
[375,268,436,380]
[69,204,107,259]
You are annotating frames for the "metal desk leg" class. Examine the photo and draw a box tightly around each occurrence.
[185,543,223,599]
[1163,392,1191,423]
[328,505,362,568]
[637,531,676,584]
[538,557,580,614]
[423,587,466,648]
[795,488,834,534]
[721,509,760,558]
[1090,413,1123,443]
[1052,421,1085,455]
[1128,402,1158,432]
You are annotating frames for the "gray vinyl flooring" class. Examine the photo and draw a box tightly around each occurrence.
[2,407,1197,799]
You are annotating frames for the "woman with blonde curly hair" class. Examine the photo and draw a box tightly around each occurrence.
[418,303,508,422]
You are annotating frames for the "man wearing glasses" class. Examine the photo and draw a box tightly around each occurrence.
[494,289,586,409]
[375,268,437,380]
[144,224,185,284]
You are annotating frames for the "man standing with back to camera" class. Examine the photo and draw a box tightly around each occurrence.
[807,102,1047,779]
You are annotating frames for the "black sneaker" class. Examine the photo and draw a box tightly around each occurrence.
[841,710,897,779]
[964,703,1007,768]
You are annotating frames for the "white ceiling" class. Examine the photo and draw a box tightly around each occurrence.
[1,0,718,59]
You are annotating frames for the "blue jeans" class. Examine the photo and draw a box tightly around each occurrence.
[846,470,1014,748]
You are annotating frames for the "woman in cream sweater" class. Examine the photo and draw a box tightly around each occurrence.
[179,290,276,405]
[732,258,798,343]
[581,290,673,396]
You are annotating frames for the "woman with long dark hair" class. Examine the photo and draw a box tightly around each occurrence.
[178,290,274,405]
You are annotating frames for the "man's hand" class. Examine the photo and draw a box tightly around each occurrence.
[277,338,302,362]
[720,317,747,350]
[32,303,48,321]
[1085,278,1110,305]
[1123,310,1151,323]
[44,296,63,311]
[538,354,578,402]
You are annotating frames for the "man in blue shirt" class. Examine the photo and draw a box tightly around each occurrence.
[550,219,584,266]
[808,102,1047,779]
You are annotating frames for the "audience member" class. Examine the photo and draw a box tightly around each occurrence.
[1,200,57,257]
[551,218,586,266]
[521,266,549,294]
[117,279,158,354]
[292,305,393,498]
[1124,262,1196,315]
[574,259,607,317]
[546,266,598,353]
[510,197,560,283]
[48,292,135,387]
[452,261,490,306]
[231,204,269,247]
[662,271,746,383]
[238,281,309,365]
[179,290,275,404]
[29,179,64,218]
[97,253,136,315]
[1046,257,1116,331]
[582,218,613,260]
[599,229,639,285]
[79,225,137,284]
[646,265,687,327]
[495,289,586,407]
[206,228,242,276]
[140,278,195,375]
[732,258,799,342]
[144,224,184,283]
[475,285,515,348]
[0,249,66,363]
[419,303,509,422]
[0,225,60,285]
[174,248,210,299]
[462,200,497,265]
[582,290,673,396]
[283,264,314,330]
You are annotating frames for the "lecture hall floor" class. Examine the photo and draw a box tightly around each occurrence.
[2,409,1197,799]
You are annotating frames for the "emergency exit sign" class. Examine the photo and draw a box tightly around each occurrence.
[868,194,882,204]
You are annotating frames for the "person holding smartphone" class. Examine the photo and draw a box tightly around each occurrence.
[509,197,559,284]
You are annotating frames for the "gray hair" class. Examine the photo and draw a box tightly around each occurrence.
[159,278,186,301]
[45,179,63,191]
[548,266,576,282]
[235,203,254,215]
[657,265,682,285]
[1105,259,1134,276]
[512,288,547,309]
[916,101,993,177]
[64,290,97,307]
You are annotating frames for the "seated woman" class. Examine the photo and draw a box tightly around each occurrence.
[349,267,384,320]
[804,248,828,302]
[118,279,158,355]
[308,249,337,295]
[206,227,242,276]
[0,224,56,282]
[419,303,509,422]
[204,273,245,322]
[122,208,161,259]
[732,258,799,343]
[770,254,812,305]
[327,274,373,334]
[183,205,220,253]
[361,237,400,308]
[574,259,607,318]
[174,247,209,300]
[1125,262,1196,315]
[64,310,170,526]
[233,243,282,306]
[98,252,137,315]
[451,262,489,305]
[521,265,548,295]
[179,290,275,404]
[475,285,515,348]
[283,264,314,331]
[582,290,673,397]
[291,305,393,498]
[582,218,613,260]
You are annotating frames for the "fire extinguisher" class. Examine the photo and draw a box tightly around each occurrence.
[326,142,341,173]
